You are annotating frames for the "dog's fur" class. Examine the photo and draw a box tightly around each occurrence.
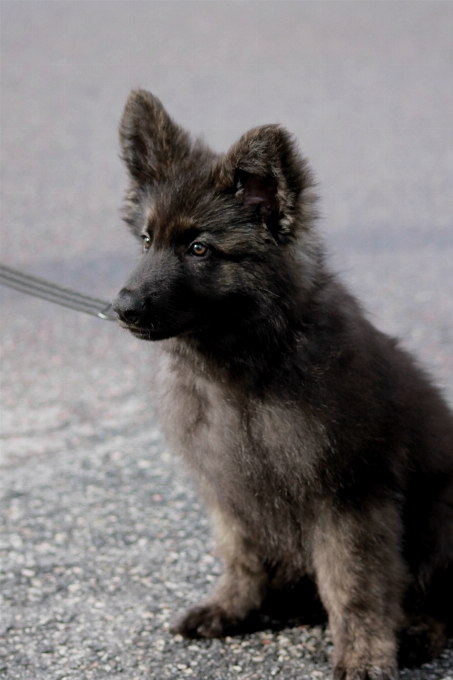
[113,90,453,680]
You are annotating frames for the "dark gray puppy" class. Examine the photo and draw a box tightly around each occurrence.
[113,89,453,680]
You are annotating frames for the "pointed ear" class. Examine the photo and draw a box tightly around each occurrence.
[119,90,191,183]
[218,125,315,239]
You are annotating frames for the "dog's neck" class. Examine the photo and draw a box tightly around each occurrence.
[166,264,338,393]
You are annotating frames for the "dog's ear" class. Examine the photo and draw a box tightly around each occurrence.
[217,125,315,240]
[120,90,191,183]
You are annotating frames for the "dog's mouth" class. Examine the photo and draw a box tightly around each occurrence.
[117,319,194,341]
[128,326,159,340]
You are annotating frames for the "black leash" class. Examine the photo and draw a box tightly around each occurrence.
[0,263,117,321]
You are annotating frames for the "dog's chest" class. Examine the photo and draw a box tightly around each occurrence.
[157,350,325,535]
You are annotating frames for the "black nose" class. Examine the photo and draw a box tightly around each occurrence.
[112,290,146,325]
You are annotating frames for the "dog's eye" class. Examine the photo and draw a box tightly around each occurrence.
[189,242,209,257]
[141,235,151,252]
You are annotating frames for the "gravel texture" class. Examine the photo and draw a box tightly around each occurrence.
[1,3,452,679]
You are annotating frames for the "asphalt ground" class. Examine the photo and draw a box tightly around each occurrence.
[1,3,452,679]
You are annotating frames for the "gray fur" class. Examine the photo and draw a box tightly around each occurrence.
[113,89,453,680]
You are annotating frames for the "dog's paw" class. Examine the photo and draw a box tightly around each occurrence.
[333,664,398,680]
[171,603,238,638]
[398,615,447,667]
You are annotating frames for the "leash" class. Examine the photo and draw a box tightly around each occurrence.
[0,263,117,321]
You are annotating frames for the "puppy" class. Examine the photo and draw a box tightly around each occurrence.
[113,90,453,680]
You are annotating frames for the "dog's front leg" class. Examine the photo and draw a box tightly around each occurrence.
[172,506,268,638]
[312,503,407,680]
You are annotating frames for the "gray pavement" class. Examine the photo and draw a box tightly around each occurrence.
[1,2,452,679]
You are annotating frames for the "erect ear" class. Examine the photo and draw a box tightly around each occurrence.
[119,89,191,183]
[218,125,315,240]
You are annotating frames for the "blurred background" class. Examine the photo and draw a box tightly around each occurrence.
[1,3,452,679]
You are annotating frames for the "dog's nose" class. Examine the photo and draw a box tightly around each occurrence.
[112,290,145,325]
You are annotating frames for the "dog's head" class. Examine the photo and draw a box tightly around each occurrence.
[113,90,318,344]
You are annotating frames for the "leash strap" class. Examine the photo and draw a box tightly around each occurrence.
[0,263,117,321]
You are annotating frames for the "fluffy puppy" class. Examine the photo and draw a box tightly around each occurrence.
[113,90,453,680]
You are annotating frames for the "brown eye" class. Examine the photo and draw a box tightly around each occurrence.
[141,235,151,252]
[189,242,208,257]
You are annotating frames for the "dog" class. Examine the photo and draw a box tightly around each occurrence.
[112,90,453,680]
